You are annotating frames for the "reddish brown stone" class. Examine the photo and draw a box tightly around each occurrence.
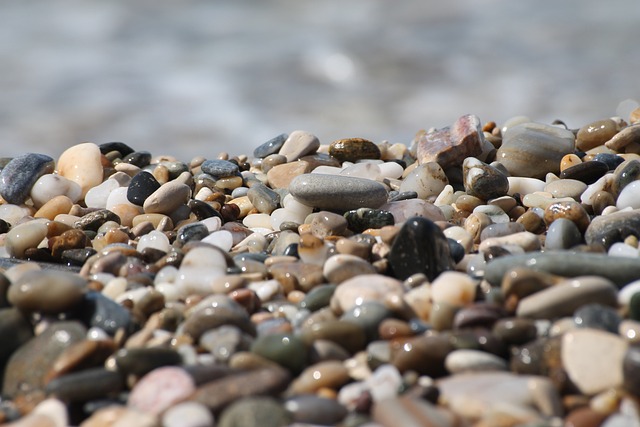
[416,114,484,168]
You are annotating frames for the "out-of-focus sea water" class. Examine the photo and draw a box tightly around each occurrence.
[0,0,638,161]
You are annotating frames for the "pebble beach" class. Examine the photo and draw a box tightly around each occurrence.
[1,110,640,427]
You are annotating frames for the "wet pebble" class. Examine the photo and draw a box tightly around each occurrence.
[329,137,381,162]
[462,157,509,200]
[0,153,55,205]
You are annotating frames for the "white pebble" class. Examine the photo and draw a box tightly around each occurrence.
[201,216,222,233]
[365,364,403,402]
[106,187,135,211]
[581,174,614,205]
[0,204,33,225]
[378,161,404,179]
[30,173,82,208]
[312,165,342,175]
[248,279,282,302]
[340,162,381,180]
[507,176,545,196]
[608,242,639,258]
[617,181,640,210]
[399,162,448,200]
[137,230,171,253]
[201,230,234,251]
[162,402,214,427]
[243,213,273,230]
[85,178,121,208]
[434,184,455,206]
[473,205,510,224]
[270,208,305,231]
[154,265,179,285]
[282,193,313,214]
[102,277,128,300]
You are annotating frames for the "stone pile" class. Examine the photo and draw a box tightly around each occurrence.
[0,109,640,426]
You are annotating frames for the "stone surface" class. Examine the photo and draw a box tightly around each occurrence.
[388,216,454,281]
[128,366,196,415]
[143,180,191,214]
[561,328,628,395]
[585,209,640,249]
[56,142,104,198]
[329,137,381,162]
[8,269,87,314]
[289,173,388,211]
[278,130,320,162]
[416,114,485,168]
[200,159,240,178]
[217,396,292,427]
[463,157,509,200]
[127,171,161,206]
[0,153,55,204]
[496,122,575,178]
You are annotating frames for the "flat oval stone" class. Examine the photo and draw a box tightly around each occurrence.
[266,161,311,189]
[559,160,609,184]
[5,220,48,258]
[253,133,288,158]
[201,159,239,178]
[284,395,348,426]
[388,216,453,281]
[516,276,618,319]
[113,347,183,377]
[445,349,508,374]
[300,319,367,354]
[250,333,308,374]
[286,360,351,395]
[330,274,405,315]
[485,252,640,288]
[289,174,388,212]
[8,269,87,314]
[545,218,582,250]
[497,122,575,178]
[45,367,125,402]
[3,321,86,397]
[217,396,292,427]
[576,118,619,151]
[127,171,161,206]
[0,153,55,204]
[143,181,191,214]
[543,179,587,201]
[329,138,381,162]
[57,142,104,198]
[322,254,376,284]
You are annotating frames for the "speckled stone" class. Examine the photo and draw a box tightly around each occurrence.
[388,216,453,281]
[329,138,381,162]
[289,173,388,211]
[0,153,55,204]
[416,114,485,168]
[343,208,394,233]
[496,122,575,178]
[201,159,240,178]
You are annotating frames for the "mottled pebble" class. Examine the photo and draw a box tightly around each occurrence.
[200,159,239,178]
[416,114,484,168]
[143,180,191,214]
[0,153,55,205]
[329,137,381,162]
[463,157,509,200]
[399,162,448,200]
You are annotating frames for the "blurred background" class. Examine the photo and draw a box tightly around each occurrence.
[0,0,638,161]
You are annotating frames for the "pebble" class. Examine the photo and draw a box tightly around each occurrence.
[576,118,620,151]
[462,157,509,200]
[329,137,381,162]
[278,130,320,162]
[497,122,575,178]
[562,328,628,395]
[388,216,453,281]
[57,142,104,198]
[416,114,484,168]
[4,114,640,425]
[0,153,55,205]
[288,173,388,211]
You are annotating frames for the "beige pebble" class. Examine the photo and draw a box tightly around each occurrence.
[34,195,73,220]
[560,153,582,172]
[605,124,640,151]
[430,271,477,307]
[5,219,49,258]
[266,160,311,189]
[279,130,320,162]
[478,231,541,254]
[143,181,191,214]
[330,274,405,315]
[57,142,104,198]
[322,254,377,284]
[286,360,350,395]
[110,203,143,228]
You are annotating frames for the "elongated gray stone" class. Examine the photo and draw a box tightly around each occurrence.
[585,209,640,249]
[289,174,388,211]
[484,252,640,288]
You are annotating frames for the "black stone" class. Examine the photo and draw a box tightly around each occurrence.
[173,222,210,248]
[388,216,454,281]
[623,345,640,397]
[630,292,640,321]
[0,219,9,233]
[61,248,98,267]
[0,153,55,204]
[127,171,161,206]
[188,199,223,221]
[559,160,608,184]
[573,303,621,333]
[593,153,624,170]
[253,133,288,158]
[344,208,395,233]
[447,238,465,264]
[282,243,299,258]
[45,368,125,402]
[122,150,152,168]
[98,142,135,157]
[76,291,137,336]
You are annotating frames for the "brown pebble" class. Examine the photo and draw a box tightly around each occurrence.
[543,200,590,232]
[266,160,311,189]
[564,405,608,427]
[378,318,414,340]
[34,195,73,220]
[328,138,381,162]
[576,119,619,152]
[516,210,546,234]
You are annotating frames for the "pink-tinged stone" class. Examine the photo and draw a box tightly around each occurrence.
[128,366,196,415]
[416,114,484,168]
[56,142,104,198]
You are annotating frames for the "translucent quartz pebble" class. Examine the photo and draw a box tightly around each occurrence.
[85,179,120,209]
[137,230,171,253]
[377,161,404,179]
[507,177,546,196]
[201,230,234,252]
[30,174,82,208]
[399,163,448,200]
[176,246,228,295]
[340,162,381,180]
[106,187,136,210]
[616,181,640,210]
[0,204,33,225]
[312,165,342,175]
